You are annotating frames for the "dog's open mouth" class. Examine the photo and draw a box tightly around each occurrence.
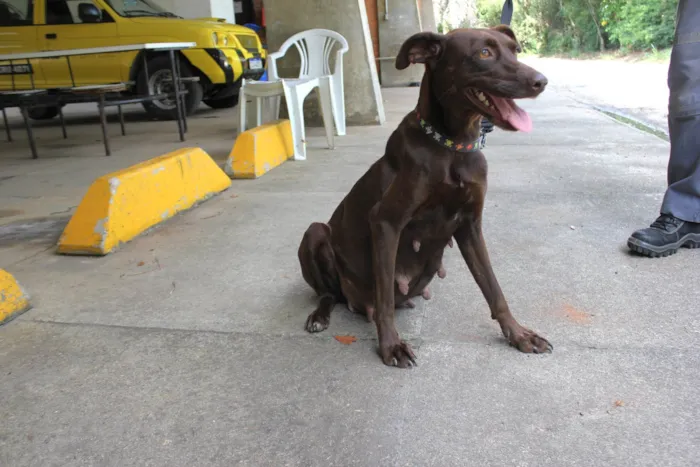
[467,89,532,132]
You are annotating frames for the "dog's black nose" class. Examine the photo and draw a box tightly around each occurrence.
[531,73,548,92]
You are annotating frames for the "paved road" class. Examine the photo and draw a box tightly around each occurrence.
[525,57,671,134]
[1,86,698,466]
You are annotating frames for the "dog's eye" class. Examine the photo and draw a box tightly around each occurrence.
[479,48,492,59]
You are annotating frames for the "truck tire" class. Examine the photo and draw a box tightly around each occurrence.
[203,94,240,109]
[27,106,60,121]
[138,54,203,120]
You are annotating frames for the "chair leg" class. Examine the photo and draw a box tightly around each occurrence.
[58,105,67,139]
[273,95,282,121]
[330,76,346,136]
[2,107,11,142]
[255,96,263,127]
[98,95,111,156]
[317,78,335,150]
[283,86,307,161]
[20,106,38,159]
[118,105,126,136]
[238,87,247,133]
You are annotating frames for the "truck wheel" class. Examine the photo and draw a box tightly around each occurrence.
[138,55,203,120]
[27,106,60,121]
[203,94,240,109]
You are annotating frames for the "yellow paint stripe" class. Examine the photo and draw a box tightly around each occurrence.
[0,269,31,326]
[226,119,294,179]
[57,147,231,256]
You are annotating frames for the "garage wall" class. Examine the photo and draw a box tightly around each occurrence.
[153,0,236,24]
[378,0,437,87]
[209,0,235,23]
[263,0,385,126]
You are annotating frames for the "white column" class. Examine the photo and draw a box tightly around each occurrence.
[208,0,236,23]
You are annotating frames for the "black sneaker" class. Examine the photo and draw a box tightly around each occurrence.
[628,214,700,258]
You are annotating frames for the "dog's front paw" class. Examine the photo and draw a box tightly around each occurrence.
[503,325,553,354]
[379,340,417,368]
[305,312,329,333]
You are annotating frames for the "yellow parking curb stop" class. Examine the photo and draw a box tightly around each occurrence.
[226,119,294,179]
[0,269,31,326]
[57,147,231,256]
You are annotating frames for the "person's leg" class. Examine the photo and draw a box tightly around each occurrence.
[661,0,700,222]
[500,0,513,25]
[627,0,700,257]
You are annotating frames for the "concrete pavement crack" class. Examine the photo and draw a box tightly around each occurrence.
[18,318,689,353]
[559,90,669,142]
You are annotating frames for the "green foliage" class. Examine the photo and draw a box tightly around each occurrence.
[514,0,565,53]
[475,0,504,28]
[599,0,678,50]
[470,0,679,55]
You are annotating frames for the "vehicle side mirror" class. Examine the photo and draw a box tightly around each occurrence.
[78,3,101,23]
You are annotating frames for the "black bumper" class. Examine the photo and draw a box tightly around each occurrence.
[203,48,266,100]
[205,48,235,84]
[234,49,266,81]
[205,48,266,84]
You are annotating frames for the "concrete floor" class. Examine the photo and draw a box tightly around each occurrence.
[527,57,670,132]
[1,84,698,466]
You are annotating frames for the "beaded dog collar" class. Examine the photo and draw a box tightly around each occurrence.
[416,111,484,153]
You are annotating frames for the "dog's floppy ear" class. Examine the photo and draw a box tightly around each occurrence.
[491,25,522,53]
[395,32,446,70]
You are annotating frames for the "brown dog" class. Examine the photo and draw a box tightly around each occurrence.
[298,25,552,368]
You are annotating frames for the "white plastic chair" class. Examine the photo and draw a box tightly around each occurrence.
[238,28,349,161]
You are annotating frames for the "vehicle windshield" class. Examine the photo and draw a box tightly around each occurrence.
[104,0,180,18]
[0,0,31,26]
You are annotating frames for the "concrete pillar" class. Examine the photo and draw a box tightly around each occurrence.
[154,0,235,24]
[377,0,438,87]
[263,0,385,126]
[209,0,236,23]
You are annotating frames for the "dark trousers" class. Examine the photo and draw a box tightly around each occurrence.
[480,0,514,141]
[660,0,700,223]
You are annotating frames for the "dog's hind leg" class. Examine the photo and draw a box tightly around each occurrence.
[298,222,342,333]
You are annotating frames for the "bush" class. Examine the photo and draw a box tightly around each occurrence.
[469,0,679,55]
[600,0,678,51]
[475,0,504,27]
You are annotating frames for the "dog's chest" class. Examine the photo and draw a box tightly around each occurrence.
[405,202,465,241]
[405,168,479,242]
[439,150,486,189]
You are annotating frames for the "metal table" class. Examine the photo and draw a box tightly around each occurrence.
[0,42,196,158]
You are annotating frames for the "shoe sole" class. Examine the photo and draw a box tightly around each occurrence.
[627,233,700,258]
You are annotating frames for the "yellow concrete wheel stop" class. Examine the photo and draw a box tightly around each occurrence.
[226,119,294,179]
[0,269,31,325]
[57,147,232,256]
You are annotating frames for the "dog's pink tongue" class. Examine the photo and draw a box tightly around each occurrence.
[489,96,532,132]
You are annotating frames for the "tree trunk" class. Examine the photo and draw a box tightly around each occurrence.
[584,0,606,52]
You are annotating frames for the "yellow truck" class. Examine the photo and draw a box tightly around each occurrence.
[0,0,266,120]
